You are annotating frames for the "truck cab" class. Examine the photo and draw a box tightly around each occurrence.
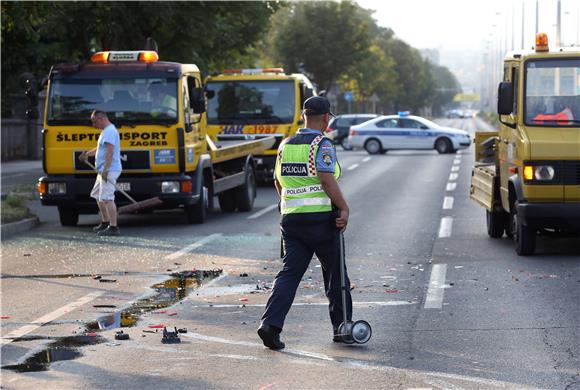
[205,68,315,182]
[470,34,580,255]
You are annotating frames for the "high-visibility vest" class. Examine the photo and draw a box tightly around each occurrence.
[275,133,341,215]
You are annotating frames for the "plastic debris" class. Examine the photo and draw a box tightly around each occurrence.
[99,279,117,283]
[167,312,178,316]
[454,266,464,269]
[1,316,11,319]
[93,304,117,308]
[177,328,187,334]
[115,331,130,340]
[93,275,102,280]
[148,324,165,329]
[385,289,399,293]
[240,273,248,277]
[161,327,181,344]
[86,332,97,337]
[239,297,249,302]
[23,253,31,257]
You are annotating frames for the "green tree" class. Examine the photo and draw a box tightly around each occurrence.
[430,64,461,116]
[266,1,372,92]
[1,1,280,116]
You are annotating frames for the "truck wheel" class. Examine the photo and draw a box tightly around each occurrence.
[58,207,79,226]
[511,205,536,255]
[364,139,382,155]
[186,185,207,224]
[486,209,507,238]
[218,189,237,212]
[235,166,256,212]
[435,138,452,154]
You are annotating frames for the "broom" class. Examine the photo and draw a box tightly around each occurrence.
[83,161,163,214]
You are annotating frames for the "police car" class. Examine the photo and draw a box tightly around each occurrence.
[347,112,471,154]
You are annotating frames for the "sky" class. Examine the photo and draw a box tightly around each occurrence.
[356,0,580,53]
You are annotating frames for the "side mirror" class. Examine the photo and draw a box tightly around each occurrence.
[497,82,513,115]
[190,87,206,114]
[205,89,215,99]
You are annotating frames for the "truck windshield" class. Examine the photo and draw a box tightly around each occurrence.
[525,58,580,127]
[206,80,295,125]
[47,77,178,125]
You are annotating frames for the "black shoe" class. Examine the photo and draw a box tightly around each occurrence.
[257,324,285,350]
[93,222,109,232]
[98,225,120,236]
[333,327,343,343]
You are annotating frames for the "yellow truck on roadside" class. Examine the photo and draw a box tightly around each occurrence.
[470,34,580,255]
[205,68,316,182]
[37,50,273,226]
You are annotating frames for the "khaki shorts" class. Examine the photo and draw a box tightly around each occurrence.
[90,171,121,201]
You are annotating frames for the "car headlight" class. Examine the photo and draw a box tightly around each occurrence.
[48,182,67,195]
[523,165,555,181]
[161,181,180,193]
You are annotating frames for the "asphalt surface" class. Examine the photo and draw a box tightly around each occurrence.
[1,117,579,389]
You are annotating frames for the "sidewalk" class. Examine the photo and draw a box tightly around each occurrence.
[1,159,42,175]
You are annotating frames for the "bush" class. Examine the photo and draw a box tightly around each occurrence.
[1,195,33,224]
[478,111,500,130]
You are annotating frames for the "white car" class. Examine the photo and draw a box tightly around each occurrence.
[348,114,471,154]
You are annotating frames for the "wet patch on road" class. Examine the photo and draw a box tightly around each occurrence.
[87,269,222,330]
[2,335,105,372]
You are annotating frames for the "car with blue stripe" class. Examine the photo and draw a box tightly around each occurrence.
[347,113,471,154]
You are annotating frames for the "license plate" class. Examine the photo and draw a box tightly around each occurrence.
[117,182,130,192]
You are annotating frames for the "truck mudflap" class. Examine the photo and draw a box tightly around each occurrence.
[470,164,497,211]
[517,202,580,230]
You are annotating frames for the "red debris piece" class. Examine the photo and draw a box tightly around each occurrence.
[153,311,167,315]
[239,297,249,302]
[1,316,11,319]
[86,332,97,337]
[385,289,399,293]
[167,312,178,316]
[148,324,165,329]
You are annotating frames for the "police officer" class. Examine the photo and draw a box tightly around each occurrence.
[257,96,352,350]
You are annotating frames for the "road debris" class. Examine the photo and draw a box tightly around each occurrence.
[161,327,181,344]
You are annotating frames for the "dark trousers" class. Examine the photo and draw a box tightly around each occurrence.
[260,213,353,331]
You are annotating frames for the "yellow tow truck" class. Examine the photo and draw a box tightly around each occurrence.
[470,34,580,255]
[37,50,273,226]
[205,68,316,182]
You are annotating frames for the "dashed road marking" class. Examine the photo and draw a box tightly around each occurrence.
[165,233,223,260]
[424,264,447,309]
[442,196,454,210]
[448,173,459,181]
[347,164,359,171]
[446,182,457,191]
[438,217,453,238]
[451,165,460,172]
[1,291,105,346]
[362,157,372,163]
[248,204,278,219]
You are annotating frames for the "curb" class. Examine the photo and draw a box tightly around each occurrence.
[1,217,39,238]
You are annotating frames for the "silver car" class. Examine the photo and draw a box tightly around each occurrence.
[348,114,471,154]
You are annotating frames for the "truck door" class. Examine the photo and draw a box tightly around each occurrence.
[498,63,519,208]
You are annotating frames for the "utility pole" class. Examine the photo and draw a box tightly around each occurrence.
[535,0,539,34]
[521,0,525,49]
[556,0,561,47]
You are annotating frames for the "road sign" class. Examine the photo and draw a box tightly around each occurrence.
[344,91,353,102]
[453,93,480,102]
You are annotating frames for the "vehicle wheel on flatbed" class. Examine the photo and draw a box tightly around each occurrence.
[186,185,207,224]
[486,209,507,238]
[235,166,256,212]
[364,138,382,155]
[218,189,237,212]
[58,206,79,226]
[435,138,453,154]
[511,204,536,255]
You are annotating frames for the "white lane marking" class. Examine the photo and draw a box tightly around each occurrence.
[347,164,359,171]
[424,264,447,309]
[1,291,105,345]
[165,233,222,260]
[183,330,511,387]
[362,157,372,163]
[190,301,414,309]
[448,173,459,181]
[442,196,454,210]
[451,165,460,172]
[438,217,453,238]
[446,182,457,191]
[248,204,278,219]
[453,159,461,164]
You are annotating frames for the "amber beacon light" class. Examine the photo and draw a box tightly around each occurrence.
[535,33,549,52]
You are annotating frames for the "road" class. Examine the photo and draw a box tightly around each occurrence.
[1,117,579,390]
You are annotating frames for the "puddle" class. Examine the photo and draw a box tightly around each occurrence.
[88,269,222,330]
[2,335,105,372]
